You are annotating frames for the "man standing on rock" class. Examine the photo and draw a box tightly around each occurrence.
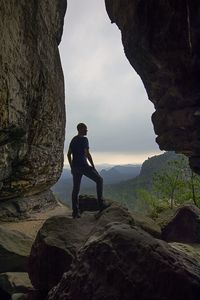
[67,123,110,218]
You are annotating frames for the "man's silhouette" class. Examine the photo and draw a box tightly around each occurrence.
[67,123,109,218]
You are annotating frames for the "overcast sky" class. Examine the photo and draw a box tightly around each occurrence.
[59,0,163,166]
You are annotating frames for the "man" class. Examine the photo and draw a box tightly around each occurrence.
[67,123,110,218]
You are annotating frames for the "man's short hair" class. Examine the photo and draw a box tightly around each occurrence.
[77,123,87,131]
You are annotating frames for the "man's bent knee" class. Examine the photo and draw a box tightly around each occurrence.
[96,175,103,185]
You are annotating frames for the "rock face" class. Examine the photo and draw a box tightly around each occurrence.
[48,223,200,300]
[105,0,200,174]
[162,204,200,243]
[0,189,58,221]
[0,0,67,200]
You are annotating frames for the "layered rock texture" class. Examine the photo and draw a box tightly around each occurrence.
[105,0,200,173]
[0,0,67,199]
[48,224,200,300]
[26,203,200,300]
[28,204,162,298]
[0,189,58,221]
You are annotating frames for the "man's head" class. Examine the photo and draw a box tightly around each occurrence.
[77,123,87,136]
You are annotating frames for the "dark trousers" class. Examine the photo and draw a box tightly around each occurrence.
[72,165,103,212]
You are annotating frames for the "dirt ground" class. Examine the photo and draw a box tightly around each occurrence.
[0,202,71,239]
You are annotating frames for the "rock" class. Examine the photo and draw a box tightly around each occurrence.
[0,0,67,200]
[130,210,161,238]
[0,189,58,221]
[12,294,28,300]
[0,272,32,296]
[94,204,161,239]
[79,196,160,238]
[170,242,200,264]
[79,194,100,212]
[28,203,137,293]
[105,0,200,174]
[28,203,162,295]
[48,223,200,300]
[79,195,114,213]
[0,226,33,272]
[28,214,95,292]
[161,205,200,243]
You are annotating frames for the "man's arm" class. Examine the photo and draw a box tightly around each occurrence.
[67,147,72,169]
[84,148,95,168]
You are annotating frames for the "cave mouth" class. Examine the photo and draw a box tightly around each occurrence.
[2,1,197,201]
[59,0,161,168]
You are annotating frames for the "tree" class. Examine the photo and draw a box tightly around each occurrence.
[136,188,168,218]
[152,158,186,209]
[152,155,200,208]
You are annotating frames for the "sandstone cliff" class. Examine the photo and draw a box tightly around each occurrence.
[105,0,200,173]
[0,0,67,199]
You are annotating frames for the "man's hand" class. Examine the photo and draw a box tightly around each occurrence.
[67,147,72,169]
[84,148,95,169]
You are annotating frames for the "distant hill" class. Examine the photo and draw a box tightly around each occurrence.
[99,164,141,184]
[52,164,141,206]
[96,151,183,209]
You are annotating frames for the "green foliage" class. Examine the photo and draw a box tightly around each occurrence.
[103,152,185,211]
[136,154,200,216]
[136,188,168,219]
[152,156,188,208]
[100,152,200,215]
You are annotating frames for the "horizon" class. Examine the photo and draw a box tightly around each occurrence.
[64,150,164,167]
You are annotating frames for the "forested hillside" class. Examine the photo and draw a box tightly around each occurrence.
[102,152,183,208]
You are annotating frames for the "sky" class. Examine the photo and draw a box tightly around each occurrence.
[59,0,163,166]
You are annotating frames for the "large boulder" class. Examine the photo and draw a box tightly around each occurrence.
[0,226,33,272]
[48,223,200,300]
[105,0,200,174]
[93,204,161,239]
[28,203,160,294]
[28,214,95,292]
[161,205,200,243]
[0,0,67,200]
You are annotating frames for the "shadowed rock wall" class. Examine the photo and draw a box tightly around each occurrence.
[105,0,200,173]
[0,0,67,199]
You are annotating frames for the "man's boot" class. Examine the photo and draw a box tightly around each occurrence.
[98,199,111,212]
[72,209,81,219]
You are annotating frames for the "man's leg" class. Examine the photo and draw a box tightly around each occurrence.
[81,166,103,205]
[72,170,82,217]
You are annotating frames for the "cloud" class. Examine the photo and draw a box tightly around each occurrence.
[60,0,161,163]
